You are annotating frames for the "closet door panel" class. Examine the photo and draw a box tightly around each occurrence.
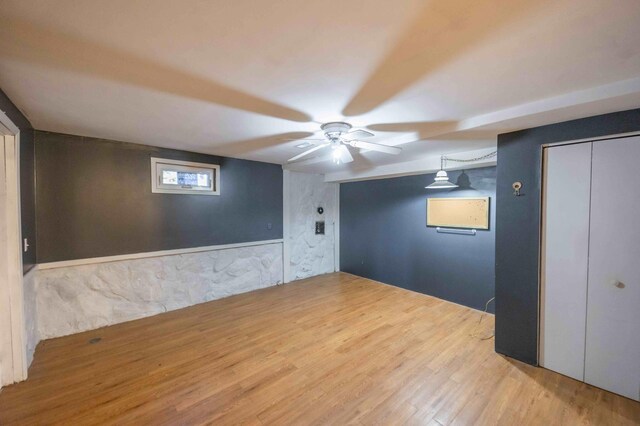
[541,142,592,380]
[586,136,640,401]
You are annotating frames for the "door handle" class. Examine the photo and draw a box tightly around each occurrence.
[611,280,625,289]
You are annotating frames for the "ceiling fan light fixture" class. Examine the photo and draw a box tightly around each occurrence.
[331,145,353,164]
[286,122,399,164]
[331,145,342,164]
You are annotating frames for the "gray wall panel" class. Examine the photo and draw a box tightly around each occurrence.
[35,131,283,262]
[340,167,496,312]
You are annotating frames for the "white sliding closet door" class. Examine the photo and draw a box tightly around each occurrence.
[585,137,640,401]
[541,142,592,381]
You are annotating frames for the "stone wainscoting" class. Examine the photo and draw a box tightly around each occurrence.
[23,268,38,368]
[26,242,283,364]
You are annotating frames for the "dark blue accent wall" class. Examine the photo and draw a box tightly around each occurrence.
[35,131,283,262]
[496,108,640,366]
[340,167,496,312]
[0,89,37,273]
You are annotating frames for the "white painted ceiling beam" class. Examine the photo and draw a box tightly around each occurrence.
[323,147,497,183]
[458,77,640,132]
[320,77,640,182]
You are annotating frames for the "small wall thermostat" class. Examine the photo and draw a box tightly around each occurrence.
[317,206,324,215]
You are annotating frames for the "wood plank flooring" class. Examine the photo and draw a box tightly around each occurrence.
[0,272,638,425]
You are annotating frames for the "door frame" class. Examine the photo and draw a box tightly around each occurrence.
[0,110,27,386]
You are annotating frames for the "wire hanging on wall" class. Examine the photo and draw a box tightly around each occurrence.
[470,297,496,340]
[445,151,497,164]
[425,151,497,190]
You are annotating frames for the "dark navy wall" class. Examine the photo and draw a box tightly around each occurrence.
[0,89,37,273]
[35,131,283,263]
[341,167,496,312]
[496,108,640,366]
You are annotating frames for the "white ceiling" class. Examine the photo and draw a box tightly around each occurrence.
[1,0,639,178]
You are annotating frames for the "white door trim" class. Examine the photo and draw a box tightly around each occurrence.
[541,130,640,148]
[0,110,27,386]
[282,169,291,283]
[333,182,340,272]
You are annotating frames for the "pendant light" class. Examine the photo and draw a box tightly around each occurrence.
[425,156,458,189]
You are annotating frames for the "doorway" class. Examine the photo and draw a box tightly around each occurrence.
[0,113,26,387]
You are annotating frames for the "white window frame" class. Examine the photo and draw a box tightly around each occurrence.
[151,157,220,195]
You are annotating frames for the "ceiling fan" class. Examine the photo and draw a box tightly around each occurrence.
[287,122,402,164]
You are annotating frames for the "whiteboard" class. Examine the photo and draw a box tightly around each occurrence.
[426,197,489,229]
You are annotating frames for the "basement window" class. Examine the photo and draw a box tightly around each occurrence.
[151,157,220,195]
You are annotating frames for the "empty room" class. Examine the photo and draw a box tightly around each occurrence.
[0,0,639,424]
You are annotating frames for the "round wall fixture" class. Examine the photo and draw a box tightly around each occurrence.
[317,207,324,214]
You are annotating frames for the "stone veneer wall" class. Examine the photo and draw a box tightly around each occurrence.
[32,242,283,341]
[288,172,338,280]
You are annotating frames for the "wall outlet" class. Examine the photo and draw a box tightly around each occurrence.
[267,222,272,230]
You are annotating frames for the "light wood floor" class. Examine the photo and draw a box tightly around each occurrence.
[1,273,638,425]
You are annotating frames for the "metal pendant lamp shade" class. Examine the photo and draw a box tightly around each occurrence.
[425,156,459,189]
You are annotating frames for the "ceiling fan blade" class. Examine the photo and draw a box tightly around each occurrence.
[288,143,330,162]
[348,140,402,155]
[215,131,316,157]
[3,19,313,123]
[345,129,374,139]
